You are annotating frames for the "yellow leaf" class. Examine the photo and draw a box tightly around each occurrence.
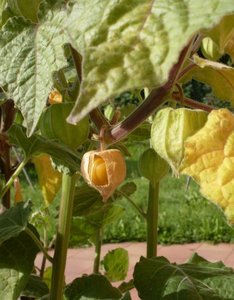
[32,154,62,205]
[180,109,234,223]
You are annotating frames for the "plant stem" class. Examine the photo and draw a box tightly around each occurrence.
[119,191,146,219]
[0,158,28,200]
[50,173,77,300]
[25,227,53,263]
[93,227,103,274]
[146,180,159,258]
[105,41,192,145]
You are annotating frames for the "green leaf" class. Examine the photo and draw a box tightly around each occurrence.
[73,182,103,217]
[66,0,234,123]
[0,0,7,27]
[9,124,80,173]
[133,255,234,300]
[118,182,137,197]
[102,248,129,282]
[0,201,31,244]
[180,55,234,106]
[21,274,49,298]
[7,0,41,23]
[0,224,40,300]
[0,1,67,135]
[70,217,96,244]
[64,274,122,300]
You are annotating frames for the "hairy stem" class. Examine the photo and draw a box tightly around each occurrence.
[105,41,193,145]
[50,173,77,300]
[146,180,159,258]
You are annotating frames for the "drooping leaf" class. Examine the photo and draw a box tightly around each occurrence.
[151,107,208,174]
[66,0,234,124]
[133,255,234,300]
[102,248,129,282]
[202,14,234,62]
[0,0,67,135]
[180,109,234,224]
[9,124,80,173]
[64,274,122,300]
[0,224,40,300]
[32,154,62,205]
[0,201,31,244]
[188,253,234,300]
[73,182,103,217]
[21,274,49,298]
[7,0,41,23]
[180,55,234,106]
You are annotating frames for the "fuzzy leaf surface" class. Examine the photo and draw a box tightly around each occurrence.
[66,0,234,123]
[180,109,234,223]
[0,1,67,135]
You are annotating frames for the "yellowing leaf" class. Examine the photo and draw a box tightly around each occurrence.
[180,109,234,223]
[203,14,234,62]
[32,154,62,205]
[180,55,234,106]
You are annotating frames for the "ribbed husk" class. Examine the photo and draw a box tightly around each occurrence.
[81,149,126,201]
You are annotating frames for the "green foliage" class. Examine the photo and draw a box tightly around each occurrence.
[7,0,41,23]
[0,201,31,244]
[67,0,234,124]
[64,274,122,300]
[133,254,234,300]
[21,274,49,298]
[102,248,129,282]
[0,224,40,300]
[9,124,81,173]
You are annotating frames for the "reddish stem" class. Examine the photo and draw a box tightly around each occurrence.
[105,42,192,145]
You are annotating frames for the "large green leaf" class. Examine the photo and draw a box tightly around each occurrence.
[64,274,122,300]
[9,124,80,173]
[102,248,129,282]
[180,55,234,106]
[0,0,67,135]
[133,255,234,300]
[0,201,31,244]
[0,0,7,27]
[66,0,234,124]
[0,224,40,300]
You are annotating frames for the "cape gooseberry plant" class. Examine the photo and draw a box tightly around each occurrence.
[0,0,234,299]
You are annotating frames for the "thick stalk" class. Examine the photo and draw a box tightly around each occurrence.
[146,180,159,258]
[50,173,77,300]
[93,227,103,274]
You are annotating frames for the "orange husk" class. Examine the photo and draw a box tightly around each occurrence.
[81,149,126,201]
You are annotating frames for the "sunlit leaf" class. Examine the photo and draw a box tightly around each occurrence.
[32,154,62,205]
[66,0,234,123]
[151,107,208,174]
[0,1,67,135]
[180,109,234,224]
[180,55,234,106]
[102,248,129,282]
[7,0,41,23]
[203,14,234,62]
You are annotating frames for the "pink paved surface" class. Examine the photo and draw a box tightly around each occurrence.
[36,242,234,299]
